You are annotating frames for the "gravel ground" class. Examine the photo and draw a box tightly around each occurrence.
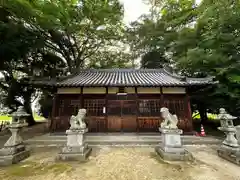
[0,145,240,180]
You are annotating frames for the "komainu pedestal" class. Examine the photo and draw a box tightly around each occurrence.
[57,109,92,162]
[57,129,92,161]
[216,108,240,165]
[155,128,193,161]
[155,107,193,161]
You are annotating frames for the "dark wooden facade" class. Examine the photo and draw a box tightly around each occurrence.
[45,68,216,133]
[50,87,193,133]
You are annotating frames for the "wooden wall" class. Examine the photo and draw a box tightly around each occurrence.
[51,87,192,133]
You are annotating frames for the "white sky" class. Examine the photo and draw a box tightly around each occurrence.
[120,0,150,24]
[120,0,202,24]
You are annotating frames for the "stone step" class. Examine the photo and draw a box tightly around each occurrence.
[25,134,221,147]
[27,134,218,141]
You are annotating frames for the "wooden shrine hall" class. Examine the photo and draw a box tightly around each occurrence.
[46,68,216,133]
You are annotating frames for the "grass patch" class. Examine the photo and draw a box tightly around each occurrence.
[192,112,218,120]
[0,115,11,121]
[3,161,73,178]
[5,161,42,177]
[0,114,44,122]
[34,114,45,121]
[47,163,73,173]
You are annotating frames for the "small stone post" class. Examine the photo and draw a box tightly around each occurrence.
[217,108,240,165]
[155,107,193,161]
[57,109,92,162]
[0,106,30,166]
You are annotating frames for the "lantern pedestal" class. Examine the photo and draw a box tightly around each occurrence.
[0,122,30,166]
[217,147,240,165]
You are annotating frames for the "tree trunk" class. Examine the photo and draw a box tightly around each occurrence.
[23,93,36,126]
[197,103,208,125]
[24,104,35,126]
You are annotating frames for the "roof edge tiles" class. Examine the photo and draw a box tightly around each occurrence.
[54,68,217,87]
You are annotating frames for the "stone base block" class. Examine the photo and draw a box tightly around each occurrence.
[161,146,185,154]
[57,147,92,162]
[155,147,193,161]
[0,144,26,156]
[0,150,30,166]
[217,147,240,166]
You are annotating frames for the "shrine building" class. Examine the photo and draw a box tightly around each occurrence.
[44,68,216,133]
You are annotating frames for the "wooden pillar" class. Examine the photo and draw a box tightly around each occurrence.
[159,87,164,128]
[50,93,58,132]
[160,87,164,107]
[105,87,108,131]
[80,87,83,108]
[51,94,57,117]
[186,88,193,132]
[135,87,139,132]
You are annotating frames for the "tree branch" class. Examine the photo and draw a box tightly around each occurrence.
[0,82,9,92]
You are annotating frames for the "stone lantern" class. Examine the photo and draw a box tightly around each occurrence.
[0,106,30,166]
[217,108,239,148]
[10,106,30,124]
[217,108,240,165]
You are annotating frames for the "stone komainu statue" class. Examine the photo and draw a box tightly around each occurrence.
[160,107,178,129]
[69,109,87,129]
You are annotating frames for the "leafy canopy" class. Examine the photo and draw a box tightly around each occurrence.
[127,0,240,116]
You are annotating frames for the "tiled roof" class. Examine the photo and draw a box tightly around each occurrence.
[55,68,216,87]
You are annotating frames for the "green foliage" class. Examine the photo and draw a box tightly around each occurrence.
[0,0,127,121]
[2,0,124,72]
[141,50,168,68]
[127,0,240,118]
[87,50,134,69]
[177,0,240,115]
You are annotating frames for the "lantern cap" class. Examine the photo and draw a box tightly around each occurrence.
[217,108,237,120]
[10,106,30,117]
